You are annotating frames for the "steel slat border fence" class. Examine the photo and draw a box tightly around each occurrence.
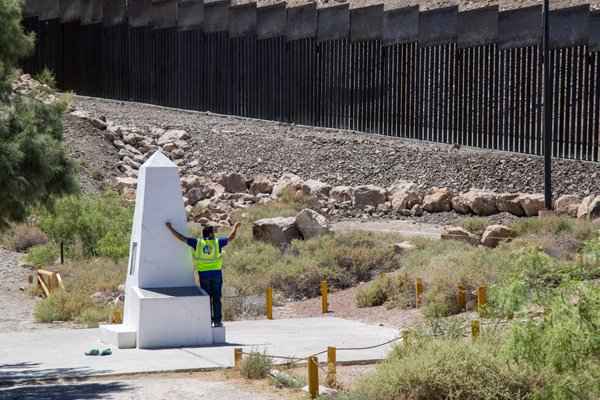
[20,4,600,163]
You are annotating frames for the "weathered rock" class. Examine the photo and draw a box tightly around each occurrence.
[577,195,600,220]
[388,181,422,210]
[411,204,424,217]
[496,193,525,217]
[171,148,185,159]
[302,179,332,198]
[518,193,545,217]
[352,185,387,209]
[452,190,497,216]
[330,186,353,203]
[181,175,204,190]
[253,217,301,246]
[272,173,304,198]
[250,175,274,195]
[423,187,453,212]
[481,224,515,248]
[157,129,191,146]
[186,184,217,205]
[295,209,330,239]
[114,177,137,191]
[441,226,480,245]
[70,109,90,119]
[215,172,247,193]
[89,117,107,131]
[394,241,416,254]
[162,142,177,153]
[555,194,581,217]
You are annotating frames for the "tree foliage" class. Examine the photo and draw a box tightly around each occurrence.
[0,0,77,229]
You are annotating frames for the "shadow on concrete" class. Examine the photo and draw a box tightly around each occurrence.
[0,381,131,400]
[0,363,112,386]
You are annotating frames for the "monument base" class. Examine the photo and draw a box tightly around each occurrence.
[101,286,225,349]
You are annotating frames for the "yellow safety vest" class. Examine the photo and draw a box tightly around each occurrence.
[192,238,223,272]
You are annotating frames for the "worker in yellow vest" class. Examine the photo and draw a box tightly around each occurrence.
[166,221,241,327]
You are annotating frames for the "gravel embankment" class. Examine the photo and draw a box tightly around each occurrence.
[73,96,600,198]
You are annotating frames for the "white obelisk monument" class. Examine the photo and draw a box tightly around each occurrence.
[100,151,225,349]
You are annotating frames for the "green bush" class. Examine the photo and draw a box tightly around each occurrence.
[349,335,535,400]
[39,191,133,260]
[355,274,397,308]
[460,217,491,235]
[240,351,273,380]
[27,243,58,266]
[33,68,56,89]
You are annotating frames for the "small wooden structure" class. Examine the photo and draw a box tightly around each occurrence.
[33,269,65,297]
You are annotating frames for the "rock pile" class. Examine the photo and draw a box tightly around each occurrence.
[441,224,516,248]
[66,107,600,228]
[253,208,332,247]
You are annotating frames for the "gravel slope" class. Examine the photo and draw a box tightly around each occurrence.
[73,96,600,198]
[0,249,38,333]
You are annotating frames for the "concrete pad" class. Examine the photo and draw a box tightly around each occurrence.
[0,317,398,383]
[332,219,442,239]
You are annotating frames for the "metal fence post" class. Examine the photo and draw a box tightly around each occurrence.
[457,285,466,311]
[234,348,243,370]
[415,278,423,307]
[308,356,319,398]
[320,280,328,314]
[266,287,273,320]
[477,286,487,315]
[327,346,336,387]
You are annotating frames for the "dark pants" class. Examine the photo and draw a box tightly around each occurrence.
[199,272,223,325]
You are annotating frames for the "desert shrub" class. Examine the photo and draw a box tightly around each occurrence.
[12,224,48,252]
[512,216,594,241]
[460,217,491,235]
[240,351,273,379]
[33,68,56,89]
[355,274,396,308]
[349,335,535,400]
[39,191,133,260]
[270,370,305,389]
[34,258,126,324]
[27,243,58,266]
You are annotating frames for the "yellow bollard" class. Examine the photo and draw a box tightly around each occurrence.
[234,348,243,370]
[266,287,273,320]
[327,347,336,387]
[477,286,487,315]
[308,356,319,399]
[415,278,423,308]
[471,320,480,339]
[321,280,329,314]
[457,286,466,311]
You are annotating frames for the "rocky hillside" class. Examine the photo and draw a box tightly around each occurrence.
[72,96,600,199]
[61,96,600,230]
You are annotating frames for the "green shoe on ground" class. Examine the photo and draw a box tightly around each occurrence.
[85,348,100,356]
[100,348,112,356]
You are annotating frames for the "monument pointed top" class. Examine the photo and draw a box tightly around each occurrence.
[143,151,177,169]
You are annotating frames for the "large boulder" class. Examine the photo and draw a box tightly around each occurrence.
[518,193,545,217]
[215,172,247,193]
[441,226,480,245]
[330,186,353,203]
[555,194,581,217]
[496,193,525,217]
[423,187,453,213]
[272,173,304,198]
[352,185,387,209]
[452,190,497,216]
[186,185,216,205]
[295,209,331,239]
[577,195,600,220]
[302,179,332,198]
[388,181,422,211]
[253,217,301,246]
[480,224,515,248]
[250,175,274,195]
[157,129,191,146]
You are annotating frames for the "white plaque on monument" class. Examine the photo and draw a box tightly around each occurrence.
[100,151,225,349]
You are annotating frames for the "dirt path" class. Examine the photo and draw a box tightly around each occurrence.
[275,284,423,330]
[0,249,38,333]
[332,219,442,239]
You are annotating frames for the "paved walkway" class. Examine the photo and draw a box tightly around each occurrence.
[0,317,398,384]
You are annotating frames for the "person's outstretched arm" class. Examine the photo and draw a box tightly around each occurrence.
[166,222,187,243]
[228,222,241,241]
